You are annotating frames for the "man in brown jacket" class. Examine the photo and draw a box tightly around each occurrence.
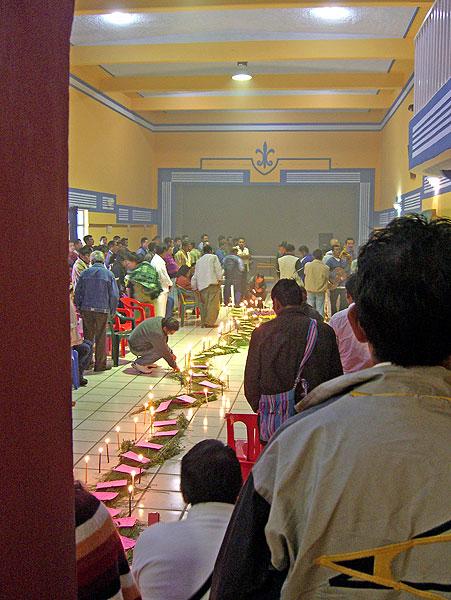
[244,279,342,413]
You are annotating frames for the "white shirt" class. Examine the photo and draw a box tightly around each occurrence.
[132,502,234,600]
[150,254,172,293]
[236,246,250,271]
[278,254,298,280]
[191,254,223,291]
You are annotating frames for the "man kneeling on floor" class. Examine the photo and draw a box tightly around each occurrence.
[132,439,243,600]
[129,316,180,374]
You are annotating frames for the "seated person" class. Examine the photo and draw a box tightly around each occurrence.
[248,273,267,306]
[111,249,131,296]
[75,481,141,600]
[132,439,243,600]
[125,253,162,316]
[175,264,194,290]
[128,316,180,374]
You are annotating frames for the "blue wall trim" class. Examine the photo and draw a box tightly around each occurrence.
[409,77,451,169]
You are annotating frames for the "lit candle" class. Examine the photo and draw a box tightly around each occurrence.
[138,454,143,484]
[187,407,193,420]
[220,407,225,419]
[115,426,121,449]
[203,416,208,427]
[134,416,138,440]
[128,485,133,517]
[143,402,149,425]
[105,438,110,462]
[84,455,89,483]
[131,470,136,489]
[186,375,190,394]
[204,387,208,404]
[147,392,154,407]
[150,407,155,436]
[226,371,230,387]
[202,337,206,351]
[98,447,103,473]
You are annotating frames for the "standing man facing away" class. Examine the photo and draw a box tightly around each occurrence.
[223,247,244,306]
[277,244,297,280]
[326,242,350,314]
[244,279,342,415]
[151,243,172,317]
[295,245,313,283]
[133,440,242,600]
[191,244,223,328]
[304,249,331,317]
[128,316,179,374]
[211,215,451,600]
[74,250,119,372]
[215,238,227,266]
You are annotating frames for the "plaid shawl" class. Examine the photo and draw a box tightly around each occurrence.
[125,261,162,299]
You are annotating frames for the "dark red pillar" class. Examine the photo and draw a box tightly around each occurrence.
[0,2,77,598]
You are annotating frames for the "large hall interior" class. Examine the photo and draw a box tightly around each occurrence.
[3,1,451,599]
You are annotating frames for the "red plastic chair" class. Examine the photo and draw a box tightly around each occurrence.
[121,297,155,324]
[225,413,264,481]
[107,308,134,358]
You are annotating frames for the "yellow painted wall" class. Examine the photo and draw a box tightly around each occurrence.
[153,130,382,200]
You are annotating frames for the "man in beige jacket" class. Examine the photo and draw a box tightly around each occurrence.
[304,248,331,317]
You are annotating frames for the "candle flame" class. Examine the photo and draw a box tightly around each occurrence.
[84,455,89,463]
[203,416,208,426]
[115,426,120,433]
[128,485,133,494]
[138,454,143,461]
[134,417,138,423]
[105,438,110,444]
[98,447,103,454]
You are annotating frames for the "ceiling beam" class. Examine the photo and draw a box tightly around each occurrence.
[71,38,414,65]
[131,92,395,111]
[75,0,432,14]
[100,72,406,92]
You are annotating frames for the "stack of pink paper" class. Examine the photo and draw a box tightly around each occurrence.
[153,419,177,428]
[92,491,118,502]
[155,399,172,413]
[120,536,136,551]
[96,480,128,490]
[121,451,151,464]
[199,380,221,389]
[153,429,178,437]
[114,464,139,475]
[135,440,163,450]
[107,508,121,518]
[174,394,196,404]
[114,517,136,528]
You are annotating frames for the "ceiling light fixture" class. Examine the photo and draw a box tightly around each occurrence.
[232,62,252,81]
[102,12,136,25]
[311,7,351,20]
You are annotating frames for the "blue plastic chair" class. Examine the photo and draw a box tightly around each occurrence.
[71,349,80,389]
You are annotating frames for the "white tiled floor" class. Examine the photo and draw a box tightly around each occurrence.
[72,307,251,523]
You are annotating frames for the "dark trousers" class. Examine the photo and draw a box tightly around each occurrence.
[81,311,108,370]
[329,288,348,315]
[73,340,93,376]
[224,279,242,306]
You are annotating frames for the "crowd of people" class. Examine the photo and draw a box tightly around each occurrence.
[70,215,450,600]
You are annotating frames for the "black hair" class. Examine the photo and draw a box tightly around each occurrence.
[163,237,173,246]
[218,235,226,242]
[98,244,108,254]
[299,245,309,254]
[108,240,117,249]
[83,234,93,243]
[279,241,287,248]
[180,440,242,505]
[355,214,451,366]
[119,237,128,246]
[345,273,358,299]
[126,252,142,264]
[345,237,355,243]
[285,244,295,253]
[174,236,182,243]
[312,248,323,260]
[113,235,121,241]
[201,233,208,239]
[271,279,303,306]
[233,238,239,244]
[79,245,92,257]
[182,234,190,241]
[117,249,131,262]
[182,240,190,248]
[177,265,190,278]
[218,239,226,247]
[140,237,148,245]
[161,317,179,332]
[202,244,213,254]
[147,242,157,254]
[151,235,160,242]
[155,243,167,255]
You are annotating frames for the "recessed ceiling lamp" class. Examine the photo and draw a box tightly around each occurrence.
[102,12,136,25]
[232,62,252,81]
[311,6,351,20]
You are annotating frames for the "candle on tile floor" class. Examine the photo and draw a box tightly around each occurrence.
[202,337,206,351]
[131,470,136,489]
[138,454,143,484]
[115,426,121,449]
[128,485,133,517]
[98,447,103,473]
[204,387,208,404]
[84,455,89,483]
[147,392,154,407]
[187,407,193,420]
[186,376,190,394]
[226,371,230,387]
[143,402,149,425]
[134,416,138,440]
[150,407,155,436]
[105,438,110,462]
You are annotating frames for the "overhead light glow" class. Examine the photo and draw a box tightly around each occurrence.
[102,12,136,25]
[232,62,252,81]
[311,6,351,20]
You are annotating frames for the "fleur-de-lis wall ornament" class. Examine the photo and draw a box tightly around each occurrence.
[252,142,278,175]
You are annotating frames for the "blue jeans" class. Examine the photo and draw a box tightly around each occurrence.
[307,292,325,317]
[224,279,242,306]
[73,339,93,376]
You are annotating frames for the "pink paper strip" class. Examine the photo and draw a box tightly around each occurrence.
[153,429,178,437]
[114,517,136,528]
[114,464,138,475]
[120,536,136,551]
[193,391,212,395]
[96,480,128,490]
[107,508,121,518]
[121,451,151,463]
[192,365,208,369]
[175,394,197,404]
[153,420,177,427]
[135,441,163,450]
[155,399,172,413]
[92,492,118,502]
[191,373,205,377]
[199,380,221,389]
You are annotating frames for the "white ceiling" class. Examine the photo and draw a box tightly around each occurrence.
[71,7,417,46]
